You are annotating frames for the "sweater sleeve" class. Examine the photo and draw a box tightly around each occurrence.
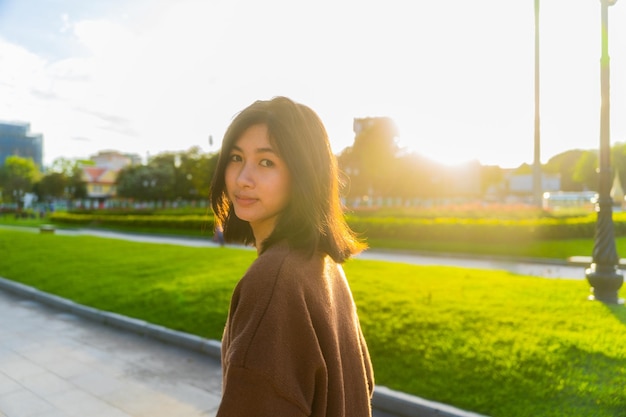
[217,366,308,417]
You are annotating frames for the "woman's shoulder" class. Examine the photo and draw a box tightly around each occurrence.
[230,245,320,318]
[247,242,291,275]
[243,243,326,289]
[237,243,294,288]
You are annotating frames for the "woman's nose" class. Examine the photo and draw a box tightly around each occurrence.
[236,162,254,187]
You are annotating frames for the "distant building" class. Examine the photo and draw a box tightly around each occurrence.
[542,191,596,211]
[81,166,119,202]
[90,149,142,171]
[0,121,43,169]
[507,173,561,195]
[80,150,141,206]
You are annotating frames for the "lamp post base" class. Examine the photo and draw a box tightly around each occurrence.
[585,264,624,304]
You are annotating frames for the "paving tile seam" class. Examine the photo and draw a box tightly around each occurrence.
[0,276,489,417]
[3,379,131,417]
[0,308,150,417]
[0,389,59,417]
[0,360,129,417]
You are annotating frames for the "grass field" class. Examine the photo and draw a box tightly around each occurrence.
[0,228,625,417]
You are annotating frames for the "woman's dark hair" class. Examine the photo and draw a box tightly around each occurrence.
[210,96,366,263]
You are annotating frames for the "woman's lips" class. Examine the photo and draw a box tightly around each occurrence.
[235,195,258,207]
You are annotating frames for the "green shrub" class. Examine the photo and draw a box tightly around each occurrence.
[50,212,214,232]
[346,215,601,243]
[49,210,626,244]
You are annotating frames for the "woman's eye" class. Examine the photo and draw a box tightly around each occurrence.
[228,154,242,162]
[260,159,275,167]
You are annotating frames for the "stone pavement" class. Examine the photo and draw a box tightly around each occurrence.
[0,287,223,417]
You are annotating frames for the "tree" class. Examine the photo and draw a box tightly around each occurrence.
[611,142,626,190]
[115,147,219,202]
[116,165,167,201]
[339,117,400,199]
[50,157,78,177]
[190,150,219,199]
[34,172,67,201]
[147,148,217,200]
[514,163,533,175]
[390,152,441,200]
[480,165,504,196]
[46,157,88,201]
[146,153,177,200]
[337,146,367,200]
[0,156,41,206]
[172,147,217,200]
[544,149,586,191]
[573,150,599,191]
[68,164,88,200]
[33,157,91,203]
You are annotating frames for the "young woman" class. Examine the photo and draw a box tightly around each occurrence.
[210,96,374,417]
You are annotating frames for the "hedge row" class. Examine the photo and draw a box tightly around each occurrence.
[50,212,214,233]
[346,216,597,243]
[50,212,626,243]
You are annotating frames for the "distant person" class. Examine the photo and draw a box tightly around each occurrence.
[214,224,225,246]
[210,96,374,416]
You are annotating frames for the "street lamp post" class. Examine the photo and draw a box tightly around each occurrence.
[533,0,542,208]
[585,0,624,304]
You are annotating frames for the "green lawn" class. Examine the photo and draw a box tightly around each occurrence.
[365,237,598,260]
[0,229,625,417]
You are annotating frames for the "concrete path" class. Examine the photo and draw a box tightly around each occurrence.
[0,287,223,417]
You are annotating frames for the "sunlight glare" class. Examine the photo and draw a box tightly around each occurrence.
[398,136,477,166]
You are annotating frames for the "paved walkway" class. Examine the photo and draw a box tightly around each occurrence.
[0,287,222,417]
[1,225,591,416]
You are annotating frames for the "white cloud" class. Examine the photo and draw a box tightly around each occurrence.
[2,0,626,168]
[0,38,49,106]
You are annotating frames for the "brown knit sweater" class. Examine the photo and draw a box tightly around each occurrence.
[217,242,374,417]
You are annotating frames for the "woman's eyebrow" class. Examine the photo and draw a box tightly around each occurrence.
[231,144,276,154]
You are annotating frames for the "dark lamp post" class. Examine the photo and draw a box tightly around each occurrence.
[533,0,542,208]
[585,0,624,304]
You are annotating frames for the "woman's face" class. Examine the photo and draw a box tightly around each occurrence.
[225,124,291,243]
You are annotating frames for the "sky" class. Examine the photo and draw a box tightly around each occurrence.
[1,0,626,169]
